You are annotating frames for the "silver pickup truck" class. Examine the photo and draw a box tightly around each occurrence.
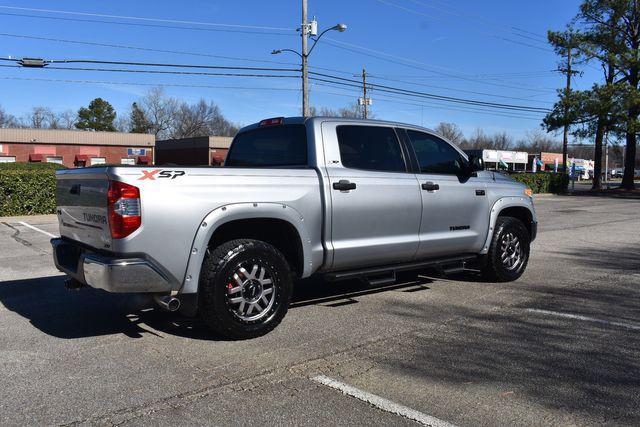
[51,117,537,339]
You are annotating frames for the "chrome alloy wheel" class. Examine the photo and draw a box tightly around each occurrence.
[226,262,276,322]
[500,232,523,271]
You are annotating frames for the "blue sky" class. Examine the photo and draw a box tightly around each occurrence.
[0,0,600,140]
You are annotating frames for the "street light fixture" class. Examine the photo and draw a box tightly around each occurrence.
[272,17,347,117]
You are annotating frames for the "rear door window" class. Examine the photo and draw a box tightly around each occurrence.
[336,125,407,172]
[406,130,465,175]
[225,125,307,167]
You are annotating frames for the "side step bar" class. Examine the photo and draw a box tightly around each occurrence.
[325,254,478,283]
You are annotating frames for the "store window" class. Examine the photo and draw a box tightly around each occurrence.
[91,157,106,166]
[121,158,135,165]
[0,156,16,163]
[46,156,64,165]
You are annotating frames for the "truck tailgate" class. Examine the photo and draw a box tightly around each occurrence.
[56,169,112,250]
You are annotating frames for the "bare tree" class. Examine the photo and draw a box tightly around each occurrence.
[315,103,370,119]
[492,132,513,150]
[114,115,130,133]
[513,129,561,152]
[25,106,56,128]
[0,105,18,128]
[56,110,77,129]
[172,99,238,138]
[462,128,492,149]
[141,87,179,139]
[434,122,464,145]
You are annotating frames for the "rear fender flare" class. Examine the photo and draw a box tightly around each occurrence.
[179,202,311,294]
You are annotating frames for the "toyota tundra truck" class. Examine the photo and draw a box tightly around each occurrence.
[51,117,537,339]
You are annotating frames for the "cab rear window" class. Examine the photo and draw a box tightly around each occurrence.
[225,125,308,167]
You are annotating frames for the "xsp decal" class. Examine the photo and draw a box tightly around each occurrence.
[139,169,161,180]
[138,170,185,180]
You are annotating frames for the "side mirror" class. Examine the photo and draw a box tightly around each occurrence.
[468,155,484,172]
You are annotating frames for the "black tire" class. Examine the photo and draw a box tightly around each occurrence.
[482,216,530,282]
[198,239,293,339]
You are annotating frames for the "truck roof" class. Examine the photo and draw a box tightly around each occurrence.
[237,116,438,136]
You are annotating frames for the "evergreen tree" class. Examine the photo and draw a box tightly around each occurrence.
[75,98,116,132]
[129,102,152,133]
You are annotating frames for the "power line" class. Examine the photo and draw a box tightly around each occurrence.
[0,75,301,91]
[312,83,545,121]
[0,12,294,37]
[310,76,549,113]
[0,63,298,78]
[402,0,548,42]
[377,0,552,53]
[0,5,295,31]
[309,72,551,113]
[322,38,556,94]
[0,32,354,76]
[1,57,300,72]
[311,80,545,117]
[366,74,553,104]
[0,32,300,66]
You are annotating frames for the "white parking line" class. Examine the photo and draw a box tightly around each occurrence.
[18,221,58,238]
[311,375,457,427]
[527,308,640,331]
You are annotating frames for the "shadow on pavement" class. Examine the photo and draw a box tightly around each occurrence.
[0,271,436,341]
[547,244,640,273]
[378,279,640,424]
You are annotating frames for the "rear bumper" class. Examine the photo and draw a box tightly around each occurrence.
[51,238,173,293]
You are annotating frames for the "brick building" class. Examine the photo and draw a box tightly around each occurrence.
[155,136,233,166]
[0,128,155,168]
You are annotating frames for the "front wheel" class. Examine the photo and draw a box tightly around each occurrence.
[481,216,530,282]
[199,239,293,339]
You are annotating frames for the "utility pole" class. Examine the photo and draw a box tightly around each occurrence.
[604,132,610,188]
[560,46,573,176]
[301,0,309,117]
[357,67,371,119]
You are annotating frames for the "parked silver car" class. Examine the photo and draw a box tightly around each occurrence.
[51,117,537,339]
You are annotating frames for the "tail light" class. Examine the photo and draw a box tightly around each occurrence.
[259,117,284,126]
[107,180,141,239]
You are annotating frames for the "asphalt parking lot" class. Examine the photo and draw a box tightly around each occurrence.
[1,194,639,426]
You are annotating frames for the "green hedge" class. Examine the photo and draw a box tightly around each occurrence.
[509,172,568,194]
[0,164,60,216]
[0,162,65,170]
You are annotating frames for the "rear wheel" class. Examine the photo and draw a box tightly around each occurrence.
[482,216,530,282]
[199,239,293,339]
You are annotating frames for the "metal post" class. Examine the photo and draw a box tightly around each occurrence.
[362,68,368,119]
[301,0,309,117]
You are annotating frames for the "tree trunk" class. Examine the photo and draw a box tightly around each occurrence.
[622,107,638,190]
[592,118,605,190]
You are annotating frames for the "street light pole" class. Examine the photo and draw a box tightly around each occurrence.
[272,5,346,117]
[301,0,310,117]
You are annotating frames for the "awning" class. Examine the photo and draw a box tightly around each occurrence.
[29,153,44,162]
[211,153,226,164]
[75,154,89,162]
[137,155,151,164]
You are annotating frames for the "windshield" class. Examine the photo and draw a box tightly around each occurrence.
[225,125,308,167]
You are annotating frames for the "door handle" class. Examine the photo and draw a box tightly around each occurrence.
[421,182,440,191]
[333,180,357,191]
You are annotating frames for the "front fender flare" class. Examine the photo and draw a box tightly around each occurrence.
[479,196,535,255]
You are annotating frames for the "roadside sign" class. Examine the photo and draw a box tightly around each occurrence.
[127,148,146,156]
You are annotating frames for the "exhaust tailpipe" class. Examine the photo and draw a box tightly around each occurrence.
[154,295,181,312]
